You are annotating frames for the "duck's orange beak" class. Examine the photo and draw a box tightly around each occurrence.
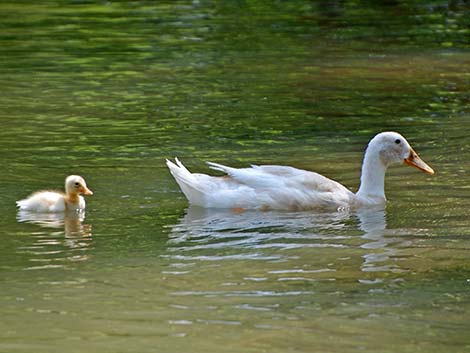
[80,185,94,195]
[404,148,434,174]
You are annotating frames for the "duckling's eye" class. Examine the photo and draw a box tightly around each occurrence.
[74,182,80,187]
[395,139,401,144]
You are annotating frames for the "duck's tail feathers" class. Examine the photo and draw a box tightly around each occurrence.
[16,200,25,209]
[166,158,207,206]
[206,161,236,176]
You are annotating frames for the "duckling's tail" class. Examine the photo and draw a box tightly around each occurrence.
[166,157,207,206]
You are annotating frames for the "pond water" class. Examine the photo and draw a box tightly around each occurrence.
[1,1,469,352]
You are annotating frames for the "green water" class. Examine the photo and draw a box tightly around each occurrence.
[1,1,470,352]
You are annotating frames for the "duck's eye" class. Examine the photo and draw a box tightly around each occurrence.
[395,139,401,144]
[74,182,80,187]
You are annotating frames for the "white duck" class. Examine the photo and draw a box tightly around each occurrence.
[166,132,434,211]
[16,175,93,213]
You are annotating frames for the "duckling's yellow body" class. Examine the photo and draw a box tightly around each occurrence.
[16,175,93,213]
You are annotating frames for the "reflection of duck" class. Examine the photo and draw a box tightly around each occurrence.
[167,132,433,211]
[171,206,401,273]
[169,206,353,245]
[16,175,93,212]
[356,208,406,273]
[180,205,351,229]
[171,205,419,281]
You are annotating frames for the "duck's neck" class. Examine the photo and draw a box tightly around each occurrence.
[65,192,80,205]
[356,149,387,203]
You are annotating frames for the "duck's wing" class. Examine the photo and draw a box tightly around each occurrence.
[207,162,354,209]
[207,163,348,192]
[207,162,290,188]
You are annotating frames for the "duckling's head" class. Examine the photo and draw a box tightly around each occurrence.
[368,132,434,174]
[65,175,93,196]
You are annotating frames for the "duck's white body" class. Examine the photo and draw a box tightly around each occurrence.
[168,161,354,210]
[167,132,434,211]
[16,175,93,213]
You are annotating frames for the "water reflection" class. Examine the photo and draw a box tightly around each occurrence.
[169,206,353,255]
[17,210,92,237]
[358,208,392,272]
[16,211,93,267]
[357,208,416,274]
[164,205,412,330]
[168,206,401,274]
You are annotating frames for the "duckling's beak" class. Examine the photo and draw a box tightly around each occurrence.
[404,148,434,174]
[80,185,94,195]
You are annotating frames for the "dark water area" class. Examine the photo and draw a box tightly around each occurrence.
[0,1,469,352]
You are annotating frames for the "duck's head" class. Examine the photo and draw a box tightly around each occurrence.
[65,175,93,196]
[369,132,434,174]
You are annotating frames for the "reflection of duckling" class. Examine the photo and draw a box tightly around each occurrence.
[17,211,93,262]
[16,175,93,212]
[64,213,92,238]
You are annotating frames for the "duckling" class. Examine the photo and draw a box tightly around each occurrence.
[16,175,93,212]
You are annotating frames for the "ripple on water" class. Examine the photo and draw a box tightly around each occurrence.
[171,290,315,298]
